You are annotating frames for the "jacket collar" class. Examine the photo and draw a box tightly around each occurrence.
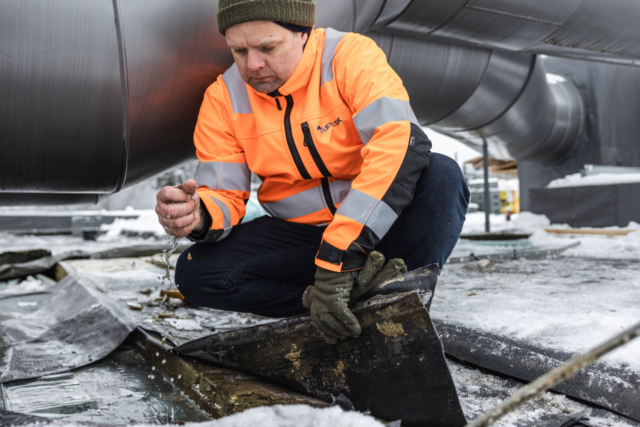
[252,29,320,100]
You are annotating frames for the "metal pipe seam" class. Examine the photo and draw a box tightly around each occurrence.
[367,31,494,127]
[434,56,584,163]
[112,0,130,193]
[1,0,228,194]
[0,0,125,193]
[432,49,533,131]
[479,57,583,163]
[367,30,584,162]
[369,0,640,67]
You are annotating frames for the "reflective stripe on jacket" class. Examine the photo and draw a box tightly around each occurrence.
[193,28,431,272]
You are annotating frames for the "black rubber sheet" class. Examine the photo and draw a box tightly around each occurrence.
[2,257,639,426]
[176,290,468,427]
[434,321,640,422]
[0,275,137,383]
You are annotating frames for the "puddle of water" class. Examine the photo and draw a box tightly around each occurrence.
[1,345,208,424]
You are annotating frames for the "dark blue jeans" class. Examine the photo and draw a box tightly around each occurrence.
[176,154,469,317]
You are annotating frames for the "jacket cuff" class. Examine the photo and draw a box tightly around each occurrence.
[187,208,214,243]
[315,240,367,272]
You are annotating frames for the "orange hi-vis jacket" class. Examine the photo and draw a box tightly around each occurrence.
[192,28,432,273]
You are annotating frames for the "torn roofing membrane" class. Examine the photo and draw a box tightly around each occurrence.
[1,238,640,426]
[0,275,137,383]
[0,346,208,424]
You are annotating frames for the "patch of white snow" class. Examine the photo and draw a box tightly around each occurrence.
[547,172,640,188]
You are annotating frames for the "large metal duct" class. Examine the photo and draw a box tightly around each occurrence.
[371,0,640,67]
[0,0,589,203]
[0,0,233,199]
[368,32,584,162]
[0,0,365,203]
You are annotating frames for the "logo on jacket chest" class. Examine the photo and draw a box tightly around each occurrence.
[317,117,343,135]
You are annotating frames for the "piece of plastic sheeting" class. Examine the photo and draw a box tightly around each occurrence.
[0,410,56,426]
[0,275,138,383]
[434,321,640,422]
[0,250,51,267]
[0,242,190,281]
[0,347,209,425]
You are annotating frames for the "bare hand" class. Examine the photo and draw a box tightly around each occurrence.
[155,179,206,238]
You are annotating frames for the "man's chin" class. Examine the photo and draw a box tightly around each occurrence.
[248,80,280,94]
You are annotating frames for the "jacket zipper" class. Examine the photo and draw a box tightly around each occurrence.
[320,178,337,215]
[301,122,336,215]
[283,95,311,180]
[278,94,336,215]
[301,122,332,177]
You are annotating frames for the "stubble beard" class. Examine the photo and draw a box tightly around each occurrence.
[248,76,283,94]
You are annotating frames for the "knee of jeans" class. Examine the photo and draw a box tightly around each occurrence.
[430,153,461,176]
[174,250,196,299]
[431,153,469,197]
[174,247,238,303]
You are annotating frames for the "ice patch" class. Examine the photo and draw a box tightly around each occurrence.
[164,318,204,331]
[0,275,52,295]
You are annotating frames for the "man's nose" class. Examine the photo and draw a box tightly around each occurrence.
[246,51,265,72]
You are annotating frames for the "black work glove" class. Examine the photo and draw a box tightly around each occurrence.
[302,251,407,344]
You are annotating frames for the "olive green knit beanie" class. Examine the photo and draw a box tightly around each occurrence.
[217,0,315,35]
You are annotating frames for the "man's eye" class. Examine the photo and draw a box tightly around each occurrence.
[261,46,275,52]
[233,49,247,55]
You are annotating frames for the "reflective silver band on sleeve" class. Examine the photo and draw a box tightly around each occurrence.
[353,97,419,144]
[221,63,252,114]
[329,179,353,205]
[335,189,398,239]
[209,196,233,241]
[194,161,251,192]
[321,28,346,87]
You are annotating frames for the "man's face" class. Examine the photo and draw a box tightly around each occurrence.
[226,21,309,94]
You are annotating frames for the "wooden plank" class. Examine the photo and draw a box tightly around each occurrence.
[544,228,637,236]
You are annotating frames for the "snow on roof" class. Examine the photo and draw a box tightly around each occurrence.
[547,172,640,188]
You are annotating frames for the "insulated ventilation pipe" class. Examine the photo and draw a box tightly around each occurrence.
[0,0,234,201]
[369,0,640,67]
[0,0,588,203]
[367,32,584,162]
